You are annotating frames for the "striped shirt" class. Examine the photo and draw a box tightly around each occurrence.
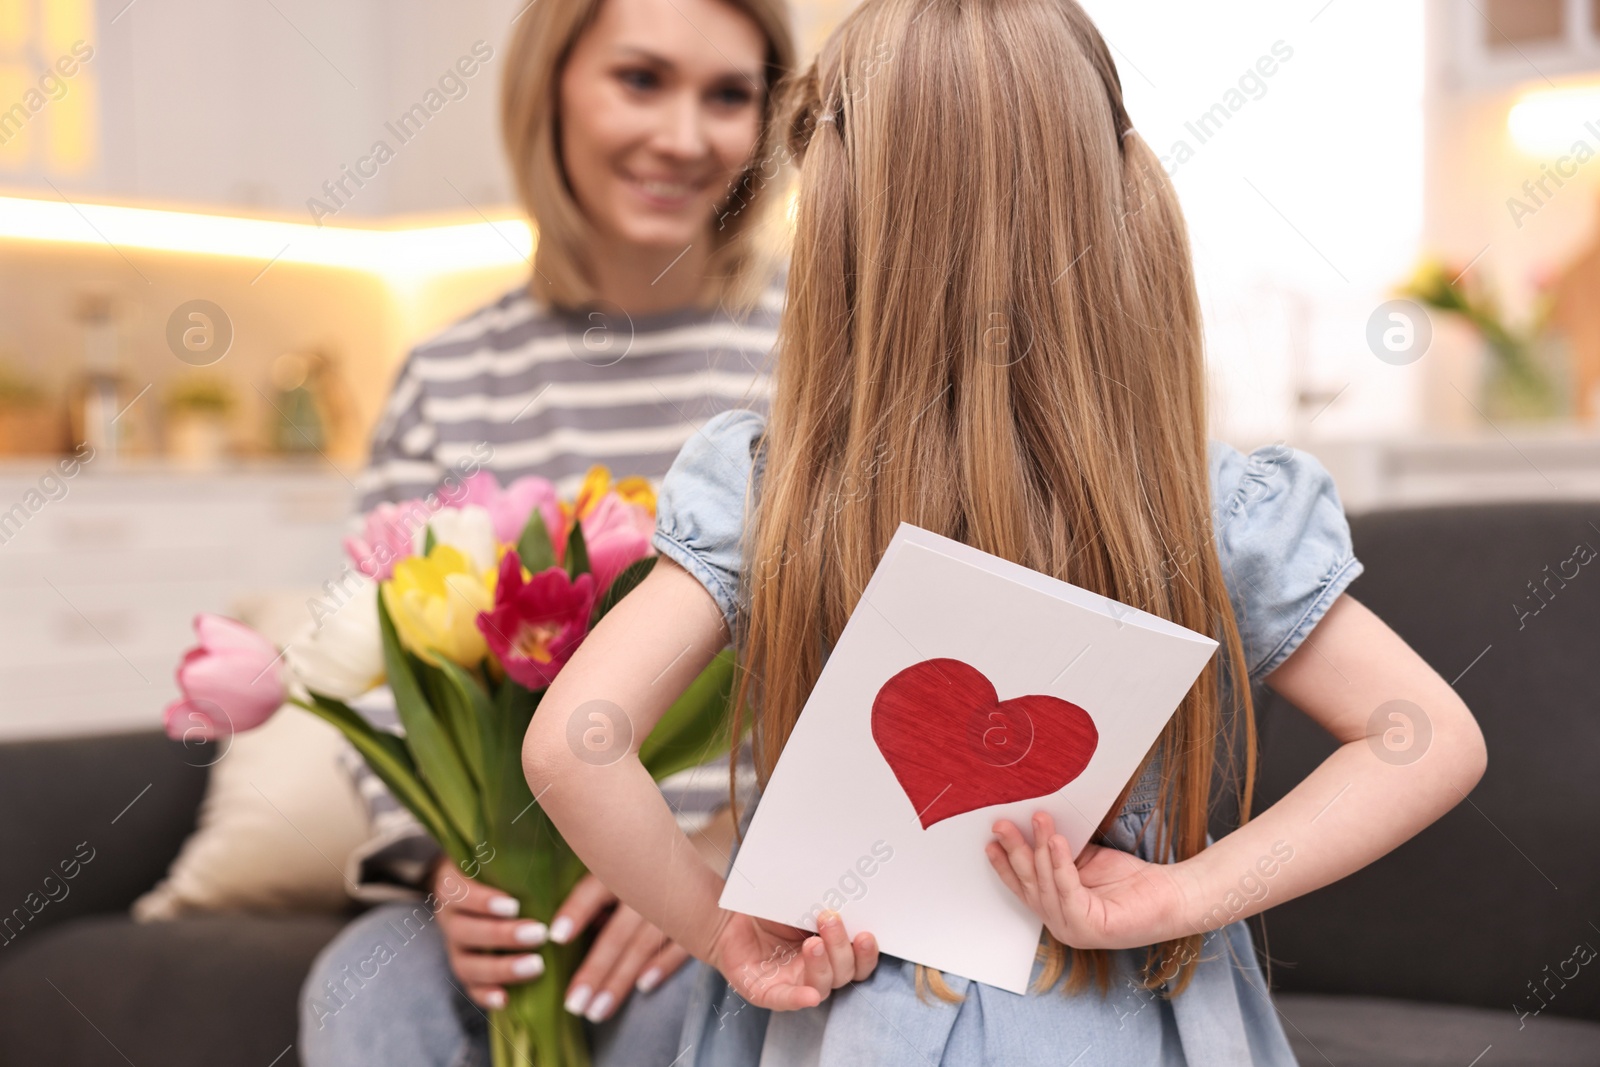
[344,278,780,897]
[357,283,781,508]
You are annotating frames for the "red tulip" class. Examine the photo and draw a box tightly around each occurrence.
[477,551,596,690]
[163,614,286,740]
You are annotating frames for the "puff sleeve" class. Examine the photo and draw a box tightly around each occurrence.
[651,409,768,634]
[1207,440,1365,685]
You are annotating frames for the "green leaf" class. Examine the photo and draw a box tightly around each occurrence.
[377,591,484,849]
[433,659,493,792]
[640,650,741,782]
[422,664,486,795]
[296,693,469,860]
[565,519,590,580]
[594,556,657,624]
[422,526,437,555]
[471,677,586,917]
[516,510,557,574]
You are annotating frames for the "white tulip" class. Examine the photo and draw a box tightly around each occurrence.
[286,578,385,700]
[417,505,497,573]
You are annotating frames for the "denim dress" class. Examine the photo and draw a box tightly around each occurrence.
[647,410,1365,1067]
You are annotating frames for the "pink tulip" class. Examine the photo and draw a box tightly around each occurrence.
[163,614,286,740]
[456,470,502,510]
[579,493,655,593]
[491,476,562,547]
[452,471,562,547]
[344,499,430,580]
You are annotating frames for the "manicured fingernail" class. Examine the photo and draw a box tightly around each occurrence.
[484,989,506,1009]
[585,990,615,1021]
[489,896,520,918]
[809,940,825,957]
[818,909,838,927]
[511,954,545,979]
[636,967,662,993]
[550,916,575,944]
[564,984,592,1015]
[514,921,548,945]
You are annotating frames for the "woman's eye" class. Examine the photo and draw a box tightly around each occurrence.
[710,85,756,109]
[618,68,659,92]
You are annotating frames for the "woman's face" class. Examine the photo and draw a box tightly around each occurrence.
[558,0,767,250]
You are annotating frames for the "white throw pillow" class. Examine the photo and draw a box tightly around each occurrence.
[133,589,370,919]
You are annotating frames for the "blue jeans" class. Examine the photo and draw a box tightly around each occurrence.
[299,901,698,1067]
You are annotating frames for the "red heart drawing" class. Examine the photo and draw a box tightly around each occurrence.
[871,658,1098,829]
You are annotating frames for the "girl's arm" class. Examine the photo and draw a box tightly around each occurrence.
[522,558,876,1009]
[990,593,1489,948]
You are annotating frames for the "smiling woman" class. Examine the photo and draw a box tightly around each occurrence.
[297,0,796,1065]
[503,0,794,313]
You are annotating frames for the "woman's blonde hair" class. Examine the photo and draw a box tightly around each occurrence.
[500,0,797,311]
[730,0,1258,1002]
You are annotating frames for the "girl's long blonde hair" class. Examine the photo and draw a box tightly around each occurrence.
[729,0,1257,1000]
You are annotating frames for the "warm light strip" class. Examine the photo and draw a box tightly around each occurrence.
[1508,84,1600,157]
[0,193,534,283]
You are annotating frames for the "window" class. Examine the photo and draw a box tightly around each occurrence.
[1454,0,1600,87]
[0,0,97,176]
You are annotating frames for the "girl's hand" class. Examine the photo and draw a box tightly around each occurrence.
[986,812,1192,950]
[706,908,878,1011]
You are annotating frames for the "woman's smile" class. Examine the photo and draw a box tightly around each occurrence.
[619,167,712,212]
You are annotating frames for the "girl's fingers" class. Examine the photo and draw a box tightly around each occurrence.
[1042,834,1080,937]
[1049,835,1090,925]
[800,934,834,999]
[985,840,1029,901]
[763,979,824,1011]
[1031,814,1055,895]
[851,932,879,982]
[992,819,1041,907]
[1031,814,1070,935]
[815,911,856,988]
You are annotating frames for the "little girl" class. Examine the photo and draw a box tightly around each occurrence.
[523,0,1489,1062]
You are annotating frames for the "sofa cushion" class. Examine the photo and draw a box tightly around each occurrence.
[0,913,349,1067]
[1275,992,1600,1066]
[133,708,370,919]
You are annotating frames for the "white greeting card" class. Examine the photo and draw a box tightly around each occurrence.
[718,522,1218,994]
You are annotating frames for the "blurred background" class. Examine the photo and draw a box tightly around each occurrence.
[1,0,1597,738]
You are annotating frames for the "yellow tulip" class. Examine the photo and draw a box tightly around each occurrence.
[613,475,656,517]
[564,465,657,526]
[381,544,496,667]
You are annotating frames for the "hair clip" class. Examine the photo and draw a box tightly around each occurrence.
[815,111,836,125]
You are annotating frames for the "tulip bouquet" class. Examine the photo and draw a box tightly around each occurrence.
[165,468,738,1067]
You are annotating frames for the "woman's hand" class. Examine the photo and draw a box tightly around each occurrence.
[986,812,1192,950]
[432,863,690,1017]
[706,908,878,1011]
[431,859,552,1010]
[556,873,691,1021]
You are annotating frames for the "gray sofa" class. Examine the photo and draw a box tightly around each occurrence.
[1,500,1597,1066]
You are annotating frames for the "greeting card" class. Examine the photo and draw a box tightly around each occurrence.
[718,523,1218,993]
